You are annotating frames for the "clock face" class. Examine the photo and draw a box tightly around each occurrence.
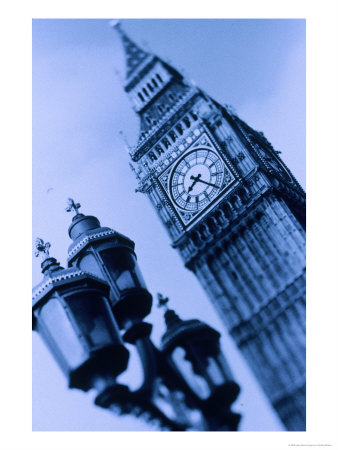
[169,149,225,211]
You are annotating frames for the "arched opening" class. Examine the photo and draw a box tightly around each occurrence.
[162,137,170,149]
[168,130,177,143]
[183,116,190,128]
[176,123,184,135]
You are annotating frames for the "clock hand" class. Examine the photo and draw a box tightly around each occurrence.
[196,178,219,188]
[188,173,202,192]
[190,175,219,189]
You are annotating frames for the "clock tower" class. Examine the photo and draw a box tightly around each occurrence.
[113,23,306,431]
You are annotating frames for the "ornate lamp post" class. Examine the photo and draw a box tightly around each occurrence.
[32,200,241,431]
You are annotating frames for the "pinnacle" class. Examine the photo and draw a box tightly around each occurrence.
[111,20,151,80]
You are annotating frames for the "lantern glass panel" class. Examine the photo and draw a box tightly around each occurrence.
[38,294,85,369]
[172,347,210,399]
[215,352,234,382]
[65,291,121,350]
[78,252,105,279]
[205,356,226,386]
[99,247,147,292]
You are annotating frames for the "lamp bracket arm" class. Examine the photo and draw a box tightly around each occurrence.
[132,336,158,397]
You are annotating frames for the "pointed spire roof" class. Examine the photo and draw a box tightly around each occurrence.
[111,20,152,80]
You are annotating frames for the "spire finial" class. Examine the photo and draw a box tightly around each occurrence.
[110,19,150,80]
[65,198,81,216]
[157,293,170,311]
[34,238,51,261]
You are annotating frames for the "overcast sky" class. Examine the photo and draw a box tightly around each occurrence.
[32,18,305,432]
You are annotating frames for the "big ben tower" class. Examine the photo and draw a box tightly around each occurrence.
[113,22,306,431]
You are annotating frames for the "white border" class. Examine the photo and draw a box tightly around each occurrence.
[2,0,338,449]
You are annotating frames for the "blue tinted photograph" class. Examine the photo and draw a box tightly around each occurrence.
[32,19,306,432]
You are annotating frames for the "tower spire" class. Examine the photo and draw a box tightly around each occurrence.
[111,20,193,148]
[111,20,151,81]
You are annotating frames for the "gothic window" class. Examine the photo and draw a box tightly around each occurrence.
[176,123,184,135]
[190,111,198,121]
[148,151,157,162]
[168,130,177,143]
[191,231,201,246]
[169,93,175,101]
[158,104,164,113]
[215,210,226,225]
[237,189,246,204]
[183,116,190,128]
[155,144,164,156]
[147,82,154,92]
[232,195,241,208]
[146,116,151,125]
[223,203,232,218]
[242,186,250,197]
[162,137,170,149]
[152,78,158,88]
[207,217,216,233]
[138,92,144,102]
[201,223,211,238]
[156,73,163,83]
[142,87,149,98]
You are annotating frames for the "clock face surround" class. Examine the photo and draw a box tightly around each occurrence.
[157,132,236,227]
[170,148,225,212]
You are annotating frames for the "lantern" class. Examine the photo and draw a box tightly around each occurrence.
[32,242,129,392]
[158,294,241,430]
[66,199,152,330]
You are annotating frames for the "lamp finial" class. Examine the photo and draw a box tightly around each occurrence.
[157,293,170,311]
[34,238,51,261]
[66,198,81,216]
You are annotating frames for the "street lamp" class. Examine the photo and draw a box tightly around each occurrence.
[32,200,241,430]
[158,294,241,431]
[66,198,152,331]
[32,238,129,392]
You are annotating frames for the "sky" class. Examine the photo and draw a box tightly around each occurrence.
[32,18,306,432]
